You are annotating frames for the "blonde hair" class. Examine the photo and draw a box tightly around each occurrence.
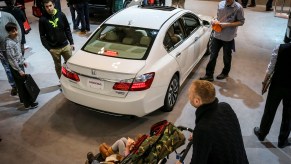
[189,80,216,104]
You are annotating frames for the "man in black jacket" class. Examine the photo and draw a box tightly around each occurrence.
[254,42,291,148]
[39,0,74,79]
[177,80,248,164]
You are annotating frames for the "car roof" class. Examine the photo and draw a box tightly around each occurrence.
[105,6,185,30]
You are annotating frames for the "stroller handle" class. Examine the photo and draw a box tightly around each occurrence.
[177,126,193,132]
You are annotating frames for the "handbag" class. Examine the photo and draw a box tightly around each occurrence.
[32,0,42,18]
[24,74,40,102]
[23,18,31,34]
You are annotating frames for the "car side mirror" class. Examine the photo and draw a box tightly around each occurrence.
[202,20,210,27]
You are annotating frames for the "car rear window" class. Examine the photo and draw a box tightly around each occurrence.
[83,24,158,60]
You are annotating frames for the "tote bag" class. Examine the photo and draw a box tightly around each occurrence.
[24,74,40,102]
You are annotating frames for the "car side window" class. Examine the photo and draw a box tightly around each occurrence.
[163,21,185,51]
[181,13,201,37]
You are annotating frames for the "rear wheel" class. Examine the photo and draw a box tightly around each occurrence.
[284,31,291,43]
[161,74,179,112]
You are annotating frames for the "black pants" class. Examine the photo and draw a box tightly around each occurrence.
[259,84,291,143]
[9,65,33,107]
[266,0,273,9]
[205,38,234,77]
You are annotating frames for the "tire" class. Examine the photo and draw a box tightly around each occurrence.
[123,0,131,8]
[204,30,214,56]
[284,31,291,43]
[161,74,179,112]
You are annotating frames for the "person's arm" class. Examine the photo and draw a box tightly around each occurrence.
[39,17,51,51]
[62,13,75,50]
[262,45,279,94]
[124,137,135,156]
[220,6,245,28]
[6,41,25,76]
[189,129,212,164]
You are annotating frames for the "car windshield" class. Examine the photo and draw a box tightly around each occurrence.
[83,24,158,60]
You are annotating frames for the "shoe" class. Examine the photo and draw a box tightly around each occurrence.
[254,127,265,141]
[200,75,214,82]
[248,4,256,7]
[216,73,228,80]
[78,31,86,35]
[278,141,291,148]
[242,5,247,8]
[25,102,38,110]
[86,28,90,32]
[10,87,17,96]
[266,8,273,11]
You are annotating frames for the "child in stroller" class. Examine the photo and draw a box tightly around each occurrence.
[85,120,193,164]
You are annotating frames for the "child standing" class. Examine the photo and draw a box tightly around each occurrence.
[5,22,38,109]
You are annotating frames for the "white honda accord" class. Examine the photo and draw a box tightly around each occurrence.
[60,5,212,117]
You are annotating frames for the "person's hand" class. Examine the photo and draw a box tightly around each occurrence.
[176,160,183,164]
[126,137,135,150]
[71,44,75,51]
[19,71,25,77]
[23,62,28,68]
[211,19,219,25]
[188,133,193,141]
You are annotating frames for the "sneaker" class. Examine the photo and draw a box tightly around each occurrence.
[266,8,273,11]
[248,4,256,7]
[278,141,291,148]
[200,75,214,82]
[77,31,86,35]
[253,127,265,141]
[216,73,228,80]
[11,87,18,96]
[25,102,39,110]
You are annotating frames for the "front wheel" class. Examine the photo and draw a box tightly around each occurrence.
[161,74,179,112]
[123,0,131,8]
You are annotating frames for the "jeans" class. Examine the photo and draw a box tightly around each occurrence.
[75,3,90,31]
[205,37,234,76]
[1,56,16,88]
[84,2,90,31]
[69,4,79,29]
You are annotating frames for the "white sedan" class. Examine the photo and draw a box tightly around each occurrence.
[60,5,212,117]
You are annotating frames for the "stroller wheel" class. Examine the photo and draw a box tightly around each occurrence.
[158,158,167,164]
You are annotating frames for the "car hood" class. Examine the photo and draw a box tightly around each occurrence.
[68,50,146,78]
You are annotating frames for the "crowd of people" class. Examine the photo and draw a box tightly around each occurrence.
[0,0,290,162]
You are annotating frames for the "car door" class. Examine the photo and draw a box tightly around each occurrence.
[181,13,205,69]
[164,20,192,83]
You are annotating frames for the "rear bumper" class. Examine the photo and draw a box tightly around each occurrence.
[60,76,165,117]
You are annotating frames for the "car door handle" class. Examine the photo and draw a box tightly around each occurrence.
[194,37,200,42]
[176,53,181,58]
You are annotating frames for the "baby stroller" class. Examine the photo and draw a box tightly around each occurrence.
[90,120,193,164]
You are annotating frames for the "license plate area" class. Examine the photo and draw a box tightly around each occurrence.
[87,78,104,90]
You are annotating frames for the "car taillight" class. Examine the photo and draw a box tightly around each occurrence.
[113,72,155,91]
[61,66,80,82]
